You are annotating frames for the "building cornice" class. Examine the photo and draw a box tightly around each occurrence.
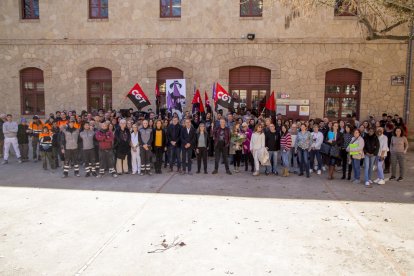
[0,37,406,46]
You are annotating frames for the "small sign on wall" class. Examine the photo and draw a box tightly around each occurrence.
[391,75,405,86]
[299,106,310,116]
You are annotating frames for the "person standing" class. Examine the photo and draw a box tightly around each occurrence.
[326,122,344,180]
[374,127,389,185]
[95,122,118,178]
[167,117,182,173]
[17,118,30,162]
[230,123,243,173]
[363,127,380,187]
[153,119,167,174]
[138,120,153,175]
[212,118,232,175]
[241,122,254,173]
[0,114,5,159]
[341,124,354,180]
[289,124,299,174]
[61,119,80,177]
[383,123,394,174]
[389,127,409,182]
[29,115,44,162]
[294,124,312,178]
[1,114,22,164]
[196,123,209,174]
[80,122,97,177]
[130,124,141,175]
[180,119,196,175]
[114,119,131,175]
[264,124,280,175]
[347,129,365,184]
[39,126,55,170]
[280,125,292,177]
[309,124,324,175]
[250,124,265,176]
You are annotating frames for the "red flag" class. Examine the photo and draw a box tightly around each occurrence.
[155,83,160,98]
[214,82,233,109]
[126,83,151,109]
[265,91,276,112]
[191,89,205,113]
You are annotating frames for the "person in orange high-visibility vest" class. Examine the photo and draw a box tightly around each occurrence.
[29,115,44,162]
[57,113,68,128]
[39,126,55,170]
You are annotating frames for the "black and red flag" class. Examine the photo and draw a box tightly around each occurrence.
[127,83,151,110]
[214,82,234,109]
[191,89,205,114]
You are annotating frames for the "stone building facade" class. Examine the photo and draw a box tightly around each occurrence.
[0,0,410,129]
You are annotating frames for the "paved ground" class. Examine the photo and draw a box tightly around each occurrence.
[0,152,413,276]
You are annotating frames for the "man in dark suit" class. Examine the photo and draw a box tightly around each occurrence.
[180,119,196,175]
[167,117,182,173]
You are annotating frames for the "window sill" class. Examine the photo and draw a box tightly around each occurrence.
[239,16,263,20]
[19,19,40,23]
[87,18,109,22]
[159,17,181,21]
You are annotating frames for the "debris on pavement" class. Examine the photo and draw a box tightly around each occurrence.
[147,236,186,254]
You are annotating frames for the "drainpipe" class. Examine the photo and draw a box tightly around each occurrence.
[404,24,414,125]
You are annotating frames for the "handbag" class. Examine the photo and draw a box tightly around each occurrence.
[329,145,341,159]
[320,142,331,155]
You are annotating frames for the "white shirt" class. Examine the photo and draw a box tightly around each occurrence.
[131,132,139,147]
[378,134,389,157]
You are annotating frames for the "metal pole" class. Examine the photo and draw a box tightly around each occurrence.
[404,24,414,125]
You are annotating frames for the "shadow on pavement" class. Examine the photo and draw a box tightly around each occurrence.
[0,153,413,204]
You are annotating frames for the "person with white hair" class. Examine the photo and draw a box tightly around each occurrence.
[2,114,22,164]
[114,119,131,175]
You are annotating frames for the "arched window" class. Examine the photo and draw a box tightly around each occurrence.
[20,68,45,115]
[229,66,271,112]
[157,67,184,108]
[324,68,362,119]
[87,67,112,112]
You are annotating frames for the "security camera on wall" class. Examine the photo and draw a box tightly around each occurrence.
[247,33,255,40]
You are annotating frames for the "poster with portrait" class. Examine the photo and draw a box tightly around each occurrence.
[166,79,186,118]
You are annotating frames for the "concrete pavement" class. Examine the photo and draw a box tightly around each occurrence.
[0,154,413,275]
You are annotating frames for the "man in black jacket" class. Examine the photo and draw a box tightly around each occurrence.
[167,117,182,172]
[265,124,281,175]
[180,119,196,175]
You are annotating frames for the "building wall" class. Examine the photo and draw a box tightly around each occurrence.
[0,0,409,122]
[0,40,407,120]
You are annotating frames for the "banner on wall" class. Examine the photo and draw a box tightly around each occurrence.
[166,79,186,118]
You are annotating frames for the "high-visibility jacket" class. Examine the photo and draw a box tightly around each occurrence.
[45,122,53,130]
[39,132,53,152]
[29,120,44,137]
[57,119,68,128]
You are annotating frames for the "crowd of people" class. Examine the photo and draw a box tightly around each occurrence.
[0,109,409,187]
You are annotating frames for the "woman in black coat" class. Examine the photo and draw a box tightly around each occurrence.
[195,123,209,174]
[326,121,344,180]
[152,119,167,174]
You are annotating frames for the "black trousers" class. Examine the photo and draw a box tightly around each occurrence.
[63,149,79,176]
[197,147,208,172]
[243,152,254,171]
[83,149,96,173]
[208,136,215,157]
[154,147,164,172]
[214,141,229,171]
[140,148,152,171]
[99,149,115,174]
[182,147,193,172]
[234,150,242,167]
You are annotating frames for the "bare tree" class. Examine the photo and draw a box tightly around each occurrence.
[277,0,414,40]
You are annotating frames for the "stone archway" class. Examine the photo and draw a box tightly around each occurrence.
[315,58,373,80]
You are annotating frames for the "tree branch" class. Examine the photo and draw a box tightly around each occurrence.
[379,19,408,33]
